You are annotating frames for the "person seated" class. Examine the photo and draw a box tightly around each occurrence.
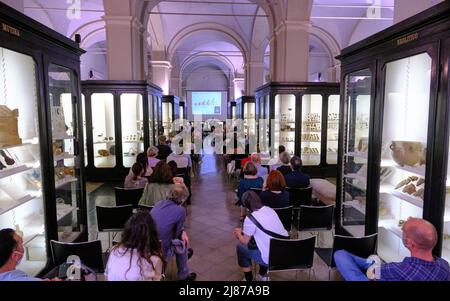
[251,153,268,179]
[167,142,192,170]
[260,170,289,209]
[334,218,450,281]
[237,162,264,221]
[136,152,152,177]
[147,146,161,168]
[268,145,286,169]
[233,191,289,281]
[139,161,174,207]
[276,152,292,175]
[124,163,148,189]
[284,156,310,188]
[151,184,196,281]
[156,135,172,160]
[167,161,185,185]
[105,211,164,281]
[0,228,59,281]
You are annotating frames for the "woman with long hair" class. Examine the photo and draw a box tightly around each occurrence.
[136,152,152,177]
[105,211,164,281]
[124,162,147,189]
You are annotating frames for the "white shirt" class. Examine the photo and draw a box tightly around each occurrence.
[105,247,163,281]
[243,206,288,264]
[167,153,192,168]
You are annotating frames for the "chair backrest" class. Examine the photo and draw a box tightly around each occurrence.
[96,205,133,232]
[50,240,104,273]
[250,187,262,194]
[114,187,144,208]
[274,206,293,232]
[298,205,334,231]
[286,186,312,207]
[138,204,154,211]
[330,233,378,267]
[268,236,316,272]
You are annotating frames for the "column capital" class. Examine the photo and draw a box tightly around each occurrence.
[274,20,311,36]
[150,60,173,70]
[103,15,143,30]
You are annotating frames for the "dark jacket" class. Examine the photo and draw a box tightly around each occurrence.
[284,171,310,188]
[156,144,172,160]
[260,190,290,209]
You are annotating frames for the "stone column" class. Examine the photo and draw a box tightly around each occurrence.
[170,76,181,96]
[151,60,172,95]
[233,78,245,100]
[245,62,265,95]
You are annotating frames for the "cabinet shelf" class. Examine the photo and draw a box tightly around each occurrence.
[123,141,144,143]
[0,142,33,151]
[93,141,115,144]
[390,190,424,208]
[56,205,78,221]
[381,159,426,177]
[344,173,367,183]
[345,152,368,160]
[55,176,78,189]
[0,194,36,215]
[53,153,76,161]
[0,165,32,179]
[53,135,75,141]
[379,219,403,239]
[344,200,366,214]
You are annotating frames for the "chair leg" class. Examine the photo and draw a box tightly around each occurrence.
[308,268,311,280]
[328,268,331,281]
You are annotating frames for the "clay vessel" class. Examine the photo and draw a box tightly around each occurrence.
[390,141,424,167]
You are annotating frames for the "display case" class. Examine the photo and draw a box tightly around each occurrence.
[179,100,186,121]
[236,96,256,139]
[161,95,180,136]
[255,82,340,177]
[336,1,450,262]
[228,101,237,120]
[81,81,163,181]
[0,2,86,276]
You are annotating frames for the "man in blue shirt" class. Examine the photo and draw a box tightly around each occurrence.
[0,228,41,281]
[284,156,310,188]
[334,218,450,281]
[151,184,196,281]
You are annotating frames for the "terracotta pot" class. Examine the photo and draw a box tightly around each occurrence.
[390,141,424,167]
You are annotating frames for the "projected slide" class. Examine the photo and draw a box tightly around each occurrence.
[192,92,222,115]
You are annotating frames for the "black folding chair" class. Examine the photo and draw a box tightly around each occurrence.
[138,204,154,211]
[298,205,334,247]
[315,233,378,280]
[114,187,144,208]
[268,236,316,280]
[287,186,313,226]
[50,240,104,273]
[274,206,293,233]
[96,205,133,247]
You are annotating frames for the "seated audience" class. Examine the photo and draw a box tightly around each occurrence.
[334,218,450,281]
[268,145,286,169]
[284,156,310,188]
[156,135,172,160]
[105,211,164,281]
[139,161,174,206]
[276,152,292,175]
[0,228,59,281]
[124,163,148,189]
[260,170,289,209]
[136,152,152,177]
[237,162,264,221]
[167,161,185,185]
[233,191,289,281]
[251,153,268,179]
[147,146,161,168]
[167,146,192,169]
[151,184,196,281]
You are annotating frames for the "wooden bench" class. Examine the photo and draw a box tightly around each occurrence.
[310,179,352,206]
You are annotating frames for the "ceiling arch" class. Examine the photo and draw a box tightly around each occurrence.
[181,52,236,80]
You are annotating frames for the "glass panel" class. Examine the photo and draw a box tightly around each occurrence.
[82,94,87,167]
[243,102,255,138]
[180,105,184,120]
[232,105,236,119]
[378,53,431,263]
[92,93,115,168]
[162,101,172,136]
[275,94,295,156]
[121,94,144,168]
[327,95,340,164]
[148,94,154,147]
[0,47,46,276]
[48,64,82,243]
[153,96,159,138]
[302,95,322,166]
[341,69,372,237]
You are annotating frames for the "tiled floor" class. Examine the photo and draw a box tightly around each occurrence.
[87,154,343,281]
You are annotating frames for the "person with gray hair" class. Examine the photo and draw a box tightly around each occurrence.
[151,184,196,281]
[276,152,292,175]
[334,218,450,281]
[147,146,160,168]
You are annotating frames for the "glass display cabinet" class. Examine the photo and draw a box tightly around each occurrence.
[161,95,180,136]
[82,81,162,181]
[0,2,86,276]
[336,1,450,262]
[228,101,237,120]
[255,82,340,177]
[179,101,186,121]
[236,96,256,139]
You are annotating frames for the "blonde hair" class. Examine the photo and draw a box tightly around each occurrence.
[147,146,159,157]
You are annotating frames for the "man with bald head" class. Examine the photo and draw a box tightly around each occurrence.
[334,218,450,281]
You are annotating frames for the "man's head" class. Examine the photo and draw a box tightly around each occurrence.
[402,218,437,253]
[278,145,286,154]
[167,184,189,205]
[0,229,24,270]
[290,156,303,171]
[158,135,167,144]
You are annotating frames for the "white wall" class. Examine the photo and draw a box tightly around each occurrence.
[348,19,393,46]
[394,0,444,24]
[308,55,330,82]
[184,66,228,91]
[81,52,107,80]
